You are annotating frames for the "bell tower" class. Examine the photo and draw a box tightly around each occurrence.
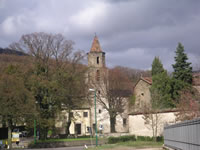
[87,35,106,83]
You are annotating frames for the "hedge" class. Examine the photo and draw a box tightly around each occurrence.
[108,135,163,144]
[108,135,136,144]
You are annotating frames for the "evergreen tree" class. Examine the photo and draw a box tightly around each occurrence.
[151,71,174,108]
[151,57,165,76]
[151,57,174,108]
[172,43,192,84]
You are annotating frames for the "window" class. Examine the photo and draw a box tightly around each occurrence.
[141,93,144,96]
[87,126,91,133]
[83,112,88,117]
[69,112,73,118]
[98,90,101,94]
[97,57,99,64]
[96,70,100,81]
[123,118,127,126]
[99,109,102,114]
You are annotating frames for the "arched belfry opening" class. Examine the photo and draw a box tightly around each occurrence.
[97,57,99,64]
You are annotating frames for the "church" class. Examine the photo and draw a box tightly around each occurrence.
[55,35,180,137]
[55,35,129,136]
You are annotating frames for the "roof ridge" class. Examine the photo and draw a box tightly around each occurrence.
[141,77,152,85]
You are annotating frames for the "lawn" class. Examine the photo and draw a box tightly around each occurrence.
[88,141,163,150]
[37,137,96,143]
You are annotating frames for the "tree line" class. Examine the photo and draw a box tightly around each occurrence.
[150,43,199,113]
[143,43,200,140]
[0,32,88,148]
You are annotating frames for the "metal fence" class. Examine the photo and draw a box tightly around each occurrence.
[164,118,200,150]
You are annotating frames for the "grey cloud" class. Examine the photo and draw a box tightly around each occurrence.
[0,0,200,71]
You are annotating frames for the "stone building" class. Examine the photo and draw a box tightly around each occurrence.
[87,35,106,83]
[130,73,200,137]
[56,36,200,137]
[129,77,179,137]
[87,35,129,134]
[56,35,129,136]
[133,77,152,111]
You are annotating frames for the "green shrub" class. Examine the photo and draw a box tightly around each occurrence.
[108,135,163,144]
[136,136,153,141]
[108,137,119,144]
[136,136,163,142]
[108,135,136,144]
[156,136,164,142]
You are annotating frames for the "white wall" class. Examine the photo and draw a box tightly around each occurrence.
[55,109,91,136]
[129,112,177,137]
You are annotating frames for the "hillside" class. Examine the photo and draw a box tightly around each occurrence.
[0,48,27,56]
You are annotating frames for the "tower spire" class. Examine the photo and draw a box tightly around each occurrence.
[90,34,102,52]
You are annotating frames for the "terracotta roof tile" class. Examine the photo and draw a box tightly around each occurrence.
[141,77,152,85]
[90,35,102,52]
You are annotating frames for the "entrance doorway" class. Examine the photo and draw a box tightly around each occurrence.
[75,124,81,135]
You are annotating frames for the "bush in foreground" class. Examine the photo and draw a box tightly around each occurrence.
[108,135,163,144]
[108,135,136,144]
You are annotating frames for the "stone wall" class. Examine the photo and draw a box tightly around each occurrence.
[134,80,151,111]
[129,112,177,137]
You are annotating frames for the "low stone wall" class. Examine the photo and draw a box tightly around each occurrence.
[29,139,107,148]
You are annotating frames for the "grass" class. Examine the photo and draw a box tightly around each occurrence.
[37,137,96,143]
[88,141,163,150]
[118,141,163,147]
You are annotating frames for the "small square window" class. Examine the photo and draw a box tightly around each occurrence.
[83,112,88,117]
[141,93,144,96]
[99,109,102,114]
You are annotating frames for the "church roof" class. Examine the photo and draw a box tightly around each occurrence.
[90,35,102,52]
[141,77,152,85]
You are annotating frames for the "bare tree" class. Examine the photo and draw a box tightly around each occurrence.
[9,32,88,138]
[55,52,88,137]
[175,89,200,121]
[91,67,132,133]
[9,32,74,75]
[142,89,163,141]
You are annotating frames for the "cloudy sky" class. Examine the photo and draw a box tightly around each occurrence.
[0,0,200,71]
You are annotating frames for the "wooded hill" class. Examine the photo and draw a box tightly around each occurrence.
[0,48,27,56]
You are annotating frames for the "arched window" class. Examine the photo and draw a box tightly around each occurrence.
[97,57,99,64]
